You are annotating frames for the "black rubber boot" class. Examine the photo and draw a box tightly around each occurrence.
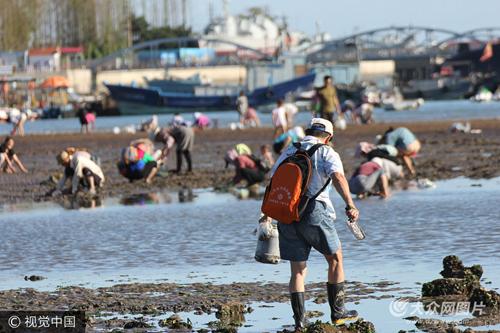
[327,282,358,325]
[290,292,306,331]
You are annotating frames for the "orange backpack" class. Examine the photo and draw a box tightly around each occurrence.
[261,143,331,224]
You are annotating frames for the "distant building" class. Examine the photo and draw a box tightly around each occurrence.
[202,3,304,56]
[0,51,28,74]
[28,47,84,72]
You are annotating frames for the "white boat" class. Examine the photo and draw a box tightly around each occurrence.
[381,87,424,111]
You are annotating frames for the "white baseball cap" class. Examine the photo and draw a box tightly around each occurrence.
[309,118,334,136]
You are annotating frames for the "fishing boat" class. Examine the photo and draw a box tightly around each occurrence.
[105,73,316,115]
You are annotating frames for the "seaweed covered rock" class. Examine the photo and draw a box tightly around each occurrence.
[422,278,478,297]
[422,256,482,297]
[158,314,192,329]
[346,319,376,333]
[440,256,483,281]
[278,319,376,333]
[422,255,500,320]
[469,287,500,311]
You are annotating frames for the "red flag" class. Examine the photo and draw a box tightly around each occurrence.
[480,42,493,62]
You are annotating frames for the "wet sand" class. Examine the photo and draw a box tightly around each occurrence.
[0,280,403,331]
[1,119,499,205]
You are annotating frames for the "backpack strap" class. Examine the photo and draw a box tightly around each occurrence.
[292,142,302,151]
[306,143,325,157]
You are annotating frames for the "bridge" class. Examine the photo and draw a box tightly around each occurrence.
[307,26,500,63]
[88,36,272,71]
[85,26,500,71]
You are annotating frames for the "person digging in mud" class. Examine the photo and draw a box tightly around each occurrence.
[260,118,360,330]
[54,150,105,196]
[349,160,390,199]
[0,136,28,173]
[118,141,161,184]
[379,127,421,176]
[224,149,268,187]
[150,125,195,174]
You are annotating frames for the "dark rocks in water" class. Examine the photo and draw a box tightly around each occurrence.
[421,254,500,330]
[306,310,324,319]
[123,320,152,329]
[215,301,246,323]
[210,302,246,332]
[346,319,376,333]
[415,318,460,332]
[440,256,483,280]
[24,275,46,281]
[422,256,483,298]
[469,287,500,311]
[422,278,479,297]
[158,314,192,329]
[277,319,376,333]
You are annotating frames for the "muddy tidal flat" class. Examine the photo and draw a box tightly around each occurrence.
[1,119,500,205]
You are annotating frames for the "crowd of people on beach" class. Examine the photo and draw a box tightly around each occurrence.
[0,75,419,203]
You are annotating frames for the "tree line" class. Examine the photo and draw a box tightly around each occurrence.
[0,0,191,59]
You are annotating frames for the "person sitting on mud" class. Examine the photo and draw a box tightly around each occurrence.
[0,136,28,173]
[193,112,211,130]
[273,126,305,155]
[150,125,195,174]
[379,127,421,176]
[55,150,105,196]
[224,149,268,187]
[118,141,160,184]
[349,160,390,199]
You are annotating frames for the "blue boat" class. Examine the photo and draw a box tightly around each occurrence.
[105,73,315,115]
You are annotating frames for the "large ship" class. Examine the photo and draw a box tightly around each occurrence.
[105,72,315,115]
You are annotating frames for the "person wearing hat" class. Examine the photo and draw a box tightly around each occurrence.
[261,118,360,329]
[224,148,266,187]
[150,125,195,174]
[55,149,104,196]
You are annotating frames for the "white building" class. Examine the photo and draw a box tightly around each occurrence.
[202,1,304,56]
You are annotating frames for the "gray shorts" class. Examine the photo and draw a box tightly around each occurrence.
[349,169,383,195]
[278,200,341,262]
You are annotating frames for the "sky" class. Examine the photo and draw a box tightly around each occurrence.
[189,0,500,39]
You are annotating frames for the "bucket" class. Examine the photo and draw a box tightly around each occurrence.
[254,223,280,264]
